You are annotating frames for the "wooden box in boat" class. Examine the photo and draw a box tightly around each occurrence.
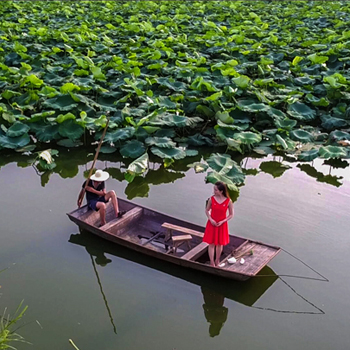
[67,199,281,281]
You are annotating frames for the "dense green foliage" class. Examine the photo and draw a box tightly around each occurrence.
[1,1,350,189]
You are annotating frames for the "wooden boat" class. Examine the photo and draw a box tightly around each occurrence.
[67,198,281,281]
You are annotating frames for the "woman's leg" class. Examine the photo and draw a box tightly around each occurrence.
[96,202,107,226]
[105,190,119,217]
[208,244,215,267]
[215,245,223,266]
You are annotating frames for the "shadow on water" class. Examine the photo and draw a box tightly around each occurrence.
[69,230,325,337]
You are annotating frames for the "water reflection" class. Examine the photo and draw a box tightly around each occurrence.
[69,230,280,338]
[69,229,325,331]
[75,229,117,334]
[1,147,349,196]
[201,287,228,337]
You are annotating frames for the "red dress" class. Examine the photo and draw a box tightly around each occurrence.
[203,196,230,246]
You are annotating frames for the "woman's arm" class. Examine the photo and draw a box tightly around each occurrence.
[205,198,217,226]
[217,200,234,226]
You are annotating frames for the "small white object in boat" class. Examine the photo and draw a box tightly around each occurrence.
[219,263,226,268]
[240,258,245,264]
[228,257,237,264]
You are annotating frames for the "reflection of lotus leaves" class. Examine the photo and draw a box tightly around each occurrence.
[125,176,150,199]
[297,164,343,187]
[259,161,291,178]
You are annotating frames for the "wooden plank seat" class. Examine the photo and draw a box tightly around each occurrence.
[100,207,143,232]
[171,234,192,253]
[161,222,204,241]
[181,242,208,261]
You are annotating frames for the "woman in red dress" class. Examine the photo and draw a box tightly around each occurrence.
[203,181,234,267]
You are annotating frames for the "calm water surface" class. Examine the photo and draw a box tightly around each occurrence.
[1,153,350,350]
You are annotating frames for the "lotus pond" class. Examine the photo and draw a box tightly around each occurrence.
[2,1,350,349]
[1,1,350,196]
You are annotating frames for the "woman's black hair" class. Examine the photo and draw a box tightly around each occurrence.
[215,181,230,199]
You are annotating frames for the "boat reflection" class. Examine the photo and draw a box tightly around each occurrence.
[69,230,324,337]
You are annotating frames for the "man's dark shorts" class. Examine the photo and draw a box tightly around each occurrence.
[88,197,108,211]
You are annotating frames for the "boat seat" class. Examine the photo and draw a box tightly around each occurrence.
[171,234,192,254]
[181,242,208,261]
[161,222,204,241]
[100,207,143,232]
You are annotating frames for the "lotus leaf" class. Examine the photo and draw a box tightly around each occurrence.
[35,125,60,142]
[298,149,320,161]
[205,91,223,101]
[2,90,21,100]
[120,140,145,158]
[60,83,80,94]
[205,171,239,194]
[29,111,56,123]
[6,122,30,137]
[319,146,347,159]
[329,131,350,141]
[145,137,176,149]
[151,147,186,160]
[56,112,76,124]
[206,153,245,184]
[308,53,329,65]
[185,149,198,157]
[187,162,209,173]
[58,120,84,140]
[321,115,348,131]
[148,114,203,127]
[127,152,149,175]
[234,132,262,145]
[287,103,316,121]
[267,108,287,120]
[0,133,30,149]
[276,134,288,149]
[253,146,275,155]
[196,105,215,118]
[232,76,250,89]
[154,129,175,138]
[305,94,329,107]
[43,95,78,111]
[215,111,234,124]
[187,134,213,146]
[104,127,135,143]
[290,129,313,143]
[237,100,269,113]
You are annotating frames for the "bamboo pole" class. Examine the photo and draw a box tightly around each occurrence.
[77,117,110,208]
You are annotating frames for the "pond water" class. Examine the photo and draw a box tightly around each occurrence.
[1,150,350,350]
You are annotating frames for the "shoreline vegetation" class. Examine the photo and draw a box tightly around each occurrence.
[1,1,350,195]
[0,269,28,350]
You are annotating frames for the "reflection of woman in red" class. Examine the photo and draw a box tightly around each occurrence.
[201,286,228,337]
[203,182,234,267]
